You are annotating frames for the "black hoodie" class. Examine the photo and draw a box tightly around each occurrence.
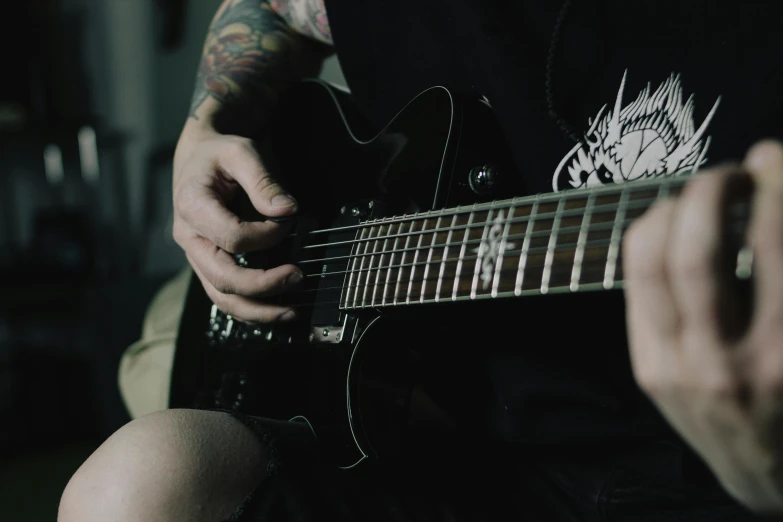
[323,0,783,446]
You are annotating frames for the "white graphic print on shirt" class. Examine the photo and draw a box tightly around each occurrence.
[552,71,721,192]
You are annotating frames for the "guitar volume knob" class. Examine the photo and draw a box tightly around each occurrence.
[468,164,500,196]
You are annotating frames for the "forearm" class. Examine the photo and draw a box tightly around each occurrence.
[187,0,330,137]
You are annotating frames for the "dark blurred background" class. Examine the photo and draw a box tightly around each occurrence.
[0,1,344,519]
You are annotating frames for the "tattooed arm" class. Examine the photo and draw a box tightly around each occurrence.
[173,0,335,325]
[188,0,333,134]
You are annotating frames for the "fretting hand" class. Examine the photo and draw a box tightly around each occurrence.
[624,139,783,513]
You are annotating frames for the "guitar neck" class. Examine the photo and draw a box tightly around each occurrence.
[338,175,690,310]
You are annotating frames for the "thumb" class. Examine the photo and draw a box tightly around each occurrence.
[219,138,298,217]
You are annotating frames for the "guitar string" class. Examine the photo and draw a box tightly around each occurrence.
[276,254,624,309]
[231,198,749,305]
[285,260,614,305]
[210,178,740,316]
[213,198,748,318]
[259,217,632,304]
[276,195,750,298]
[280,174,690,239]
[284,212,642,284]
[242,209,751,310]
[286,236,619,297]
[294,213,633,267]
[274,186,725,267]
[270,192,748,277]
[299,234,615,282]
[294,197,652,254]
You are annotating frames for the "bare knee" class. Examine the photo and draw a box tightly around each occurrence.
[58,409,266,522]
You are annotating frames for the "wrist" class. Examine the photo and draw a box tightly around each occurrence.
[173,120,217,177]
[180,118,219,143]
[190,93,271,138]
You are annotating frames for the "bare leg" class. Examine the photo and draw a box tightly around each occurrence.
[58,409,267,522]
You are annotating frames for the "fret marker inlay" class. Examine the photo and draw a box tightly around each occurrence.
[473,208,517,292]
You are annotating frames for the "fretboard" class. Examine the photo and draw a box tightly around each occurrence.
[338,176,688,310]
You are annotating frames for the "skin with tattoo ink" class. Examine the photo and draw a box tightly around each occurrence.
[59,1,783,519]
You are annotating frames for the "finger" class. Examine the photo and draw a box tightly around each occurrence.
[185,234,303,298]
[218,138,299,218]
[623,198,680,386]
[175,179,292,254]
[666,167,738,341]
[188,254,297,324]
[743,140,783,331]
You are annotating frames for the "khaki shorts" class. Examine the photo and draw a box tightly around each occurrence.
[118,267,192,419]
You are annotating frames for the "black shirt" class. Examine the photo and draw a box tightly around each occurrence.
[322,0,783,445]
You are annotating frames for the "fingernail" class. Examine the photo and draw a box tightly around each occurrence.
[272,194,297,208]
[279,310,296,322]
[286,271,304,287]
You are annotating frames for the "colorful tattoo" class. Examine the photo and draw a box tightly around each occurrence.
[189,0,317,121]
[268,0,332,45]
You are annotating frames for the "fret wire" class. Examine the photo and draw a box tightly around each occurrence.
[492,204,516,298]
[515,197,540,296]
[301,174,693,239]
[541,197,566,294]
[436,213,459,302]
[453,206,477,301]
[471,206,496,299]
[371,219,393,307]
[382,220,405,306]
[570,193,595,292]
[406,218,428,305]
[352,221,375,308]
[343,224,367,308]
[420,216,443,303]
[603,188,630,289]
[362,223,383,308]
[394,217,416,305]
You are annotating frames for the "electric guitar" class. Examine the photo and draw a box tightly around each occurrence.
[169,79,751,469]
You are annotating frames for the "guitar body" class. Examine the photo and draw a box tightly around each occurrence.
[170,80,523,469]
